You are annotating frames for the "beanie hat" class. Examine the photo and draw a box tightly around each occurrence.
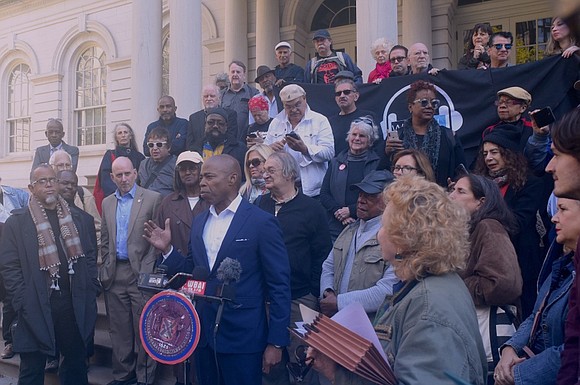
[483,124,521,152]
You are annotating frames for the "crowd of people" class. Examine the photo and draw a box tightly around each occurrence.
[0,15,579,385]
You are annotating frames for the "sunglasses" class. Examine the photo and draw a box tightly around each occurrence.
[335,89,355,97]
[353,116,374,126]
[413,98,441,109]
[147,141,167,148]
[389,56,407,63]
[493,43,512,50]
[246,158,264,168]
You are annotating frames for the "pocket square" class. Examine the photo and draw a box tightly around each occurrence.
[235,238,248,242]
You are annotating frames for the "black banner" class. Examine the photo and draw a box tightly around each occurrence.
[301,55,579,165]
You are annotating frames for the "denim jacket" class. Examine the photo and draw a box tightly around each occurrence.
[502,242,575,385]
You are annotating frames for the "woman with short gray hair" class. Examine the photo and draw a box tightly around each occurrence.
[320,116,381,240]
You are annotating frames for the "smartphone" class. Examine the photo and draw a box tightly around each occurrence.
[247,132,258,139]
[455,163,468,176]
[387,130,399,141]
[531,107,556,128]
[285,131,300,140]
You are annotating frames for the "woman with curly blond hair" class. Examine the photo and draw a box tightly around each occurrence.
[308,176,487,385]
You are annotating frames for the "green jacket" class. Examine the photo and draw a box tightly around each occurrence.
[335,273,487,385]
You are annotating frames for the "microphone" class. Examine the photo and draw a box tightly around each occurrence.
[214,258,242,336]
[137,264,169,292]
[180,266,209,298]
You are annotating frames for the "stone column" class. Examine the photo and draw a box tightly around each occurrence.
[224,0,248,69]
[170,0,202,114]
[356,0,397,80]
[131,0,162,143]
[255,0,280,69]
[402,0,432,50]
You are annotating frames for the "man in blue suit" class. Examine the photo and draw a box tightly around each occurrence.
[144,154,291,385]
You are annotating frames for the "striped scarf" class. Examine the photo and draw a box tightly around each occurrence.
[28,195,84,290]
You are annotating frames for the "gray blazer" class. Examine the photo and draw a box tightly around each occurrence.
[99,185,162,291]
[31,142,80,172]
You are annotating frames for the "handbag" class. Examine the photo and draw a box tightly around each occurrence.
[476,305,519,366]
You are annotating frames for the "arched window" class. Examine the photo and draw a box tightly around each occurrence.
[75,46,106,145]
[162,36,170,95]
[311,0,356,31]
[7,63,31,153]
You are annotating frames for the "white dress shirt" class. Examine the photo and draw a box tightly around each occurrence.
[202,194,242,270]
[265,106,334,196]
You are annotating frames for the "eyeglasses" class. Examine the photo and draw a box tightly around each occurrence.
[246,158,264,168]
[494,99,523,107]
[493,43,512,50]
[389,56,407,63]
[32,177,57,186]
[392,165,417,174]
[147,141,167,148]
[263,168,280,176]
[334,89,355,97]
[413,98,441,109]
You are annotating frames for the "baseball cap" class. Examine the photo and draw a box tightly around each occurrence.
[275,41,292,51]
[279,84,306,102]
[350,170,395,194]
[313,29,331,40]
[176,151,203,165]
[497,87,532,105]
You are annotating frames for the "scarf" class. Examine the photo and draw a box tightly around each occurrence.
[247,178,267,203]
[29,195,84,290]
[373,61,391,79]
[401,118,441,172]
[489,169,509,188]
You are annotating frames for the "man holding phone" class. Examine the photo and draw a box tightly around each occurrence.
[264,84,334,198]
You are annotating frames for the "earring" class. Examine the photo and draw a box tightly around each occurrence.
[394,251,403,260]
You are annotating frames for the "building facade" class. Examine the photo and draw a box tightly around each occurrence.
[0,0,552,187]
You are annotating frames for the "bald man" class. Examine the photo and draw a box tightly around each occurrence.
[100,156,162,385]
[143,95,188,157]
[144,154,291,385]
[409,43,440,75]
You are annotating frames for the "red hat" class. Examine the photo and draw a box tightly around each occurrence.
[248,95,269,111]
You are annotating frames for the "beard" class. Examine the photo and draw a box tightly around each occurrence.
[44,194,58,206]
[205,131,227,148]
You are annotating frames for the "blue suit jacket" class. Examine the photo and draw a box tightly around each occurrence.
[164,198,291,354]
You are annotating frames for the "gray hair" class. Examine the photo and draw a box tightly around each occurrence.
[346,116,379,146]
[49,149,72,165]
[370,37,392,57]
[268,152,301,183]
[334,78,357,92]
[29,164,54,183]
